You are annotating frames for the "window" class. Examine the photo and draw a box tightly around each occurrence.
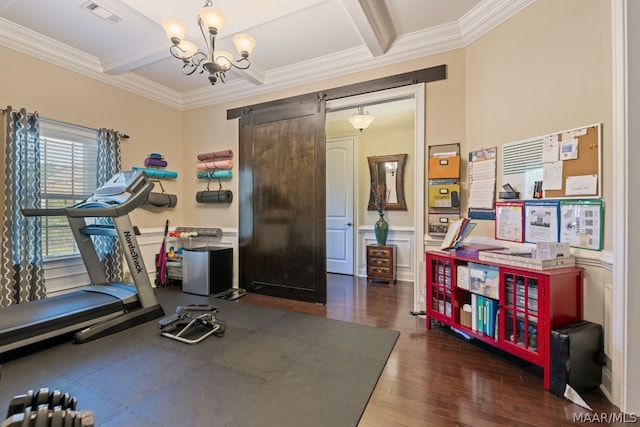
[39,119,98,258]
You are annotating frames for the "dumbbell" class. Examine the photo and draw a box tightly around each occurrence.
[6,389,77,417]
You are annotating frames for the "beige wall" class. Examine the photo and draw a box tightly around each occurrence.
[181,104,237,228]
[0,45,185,230]
[464,0,612,245]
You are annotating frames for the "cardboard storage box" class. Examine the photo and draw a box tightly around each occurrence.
[457,265,470,290]
[460,307,472,328]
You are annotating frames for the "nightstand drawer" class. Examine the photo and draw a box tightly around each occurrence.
[368,247,393,258]
[368,257,392,268]
[368,266,392,275]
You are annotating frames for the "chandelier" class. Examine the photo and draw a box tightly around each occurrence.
[348,106,375,132]
[161,0,256,85]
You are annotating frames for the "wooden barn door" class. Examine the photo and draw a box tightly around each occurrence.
[238,100,327,303]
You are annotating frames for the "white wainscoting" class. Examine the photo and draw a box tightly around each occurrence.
[44,227,238,296]
[357,226,415,282]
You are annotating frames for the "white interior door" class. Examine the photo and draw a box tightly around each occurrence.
[326,137,355,274]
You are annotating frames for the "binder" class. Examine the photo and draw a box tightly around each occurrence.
[471,294,478,332]
[476,295,484,332]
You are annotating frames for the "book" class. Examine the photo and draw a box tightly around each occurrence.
[440,218,476,251]
[478,249,575,270]
[471,293,477,332]
[454,244,505,259]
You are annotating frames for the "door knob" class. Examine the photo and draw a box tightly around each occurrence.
[346,222,352,226]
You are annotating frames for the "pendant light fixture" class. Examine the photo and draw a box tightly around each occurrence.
[348,106,375,132]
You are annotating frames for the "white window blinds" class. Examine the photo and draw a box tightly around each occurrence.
[39,119,98,258]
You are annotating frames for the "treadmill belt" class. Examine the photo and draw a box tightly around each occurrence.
[0,291,125,348]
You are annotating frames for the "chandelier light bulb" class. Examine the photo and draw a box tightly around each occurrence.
[199,6,225,33]
[176,41,198,59]
[214,51,233,71]
[161,18,188,43]
[233,34,256,56]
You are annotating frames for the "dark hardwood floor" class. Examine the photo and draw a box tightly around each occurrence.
[239,273,623,427]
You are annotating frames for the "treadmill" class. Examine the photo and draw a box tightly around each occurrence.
[0,170,165,354]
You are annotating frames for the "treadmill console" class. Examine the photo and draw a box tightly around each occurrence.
[78,170,146,207]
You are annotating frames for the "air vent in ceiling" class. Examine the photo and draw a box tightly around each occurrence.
[80,1,123,24]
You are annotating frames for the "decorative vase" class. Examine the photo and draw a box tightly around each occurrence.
[374,212,389,246]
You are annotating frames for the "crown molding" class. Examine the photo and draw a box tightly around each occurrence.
[0,0,536,111]
[0,17,183,109]
[181,22,465,110]
[0,17,101,72]
[459,0,536,45]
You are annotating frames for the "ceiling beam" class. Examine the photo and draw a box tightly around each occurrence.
[100,33,168,75]
[341,0,396,57]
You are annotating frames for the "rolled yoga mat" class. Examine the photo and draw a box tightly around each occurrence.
[145,192,177,208]
[145,158,168,167]
[196,160,233,170]
[132,167,178,179]
[197,170,232,179]
[196,190,233,204]
[197,149,233,161]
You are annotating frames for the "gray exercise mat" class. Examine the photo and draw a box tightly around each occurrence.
[0,289,399,427]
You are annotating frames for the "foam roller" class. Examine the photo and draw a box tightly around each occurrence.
[196,190,233,204]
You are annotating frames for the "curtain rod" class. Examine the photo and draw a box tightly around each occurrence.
[1,108,130,139]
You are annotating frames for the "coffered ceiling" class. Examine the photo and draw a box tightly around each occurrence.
[0,0,534,110]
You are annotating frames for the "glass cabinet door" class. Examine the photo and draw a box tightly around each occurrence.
[429,257,453,318]
[502,272,539,355]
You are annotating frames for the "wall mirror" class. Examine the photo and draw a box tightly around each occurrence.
[367,153,408,211]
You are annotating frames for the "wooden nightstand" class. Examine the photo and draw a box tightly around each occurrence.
[366,245,396,284]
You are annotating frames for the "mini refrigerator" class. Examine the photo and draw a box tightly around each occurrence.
[182,247,233,296]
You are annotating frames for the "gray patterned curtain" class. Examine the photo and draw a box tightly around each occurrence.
[1,107,46,307]
[94,129,123,282]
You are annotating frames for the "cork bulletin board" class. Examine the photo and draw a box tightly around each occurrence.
[543,124,601,199]
[501,123,601,200]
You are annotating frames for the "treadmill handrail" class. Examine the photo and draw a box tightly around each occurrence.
[21,207,67,217]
